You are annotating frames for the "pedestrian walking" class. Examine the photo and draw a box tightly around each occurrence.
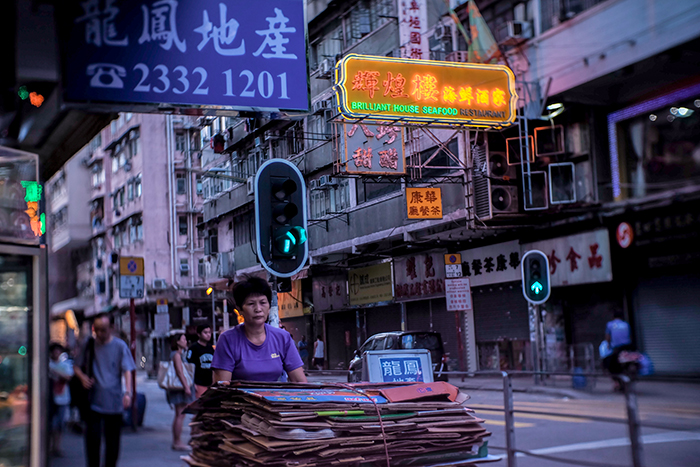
[313,335,325,371]
[211,275,307,383]
[73,313,135,467]
[297,336,309,368]
[49,342,73,457]
[186,325,214,398]
[167,333,195,451]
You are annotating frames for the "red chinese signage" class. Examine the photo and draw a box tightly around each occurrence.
[394,252,446,301]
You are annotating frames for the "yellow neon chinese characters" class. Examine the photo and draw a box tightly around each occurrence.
[476,89,489,105]
[492,88,506,107]
[411,74,439,101]
[442,86,457,104]
[459,86,473,105]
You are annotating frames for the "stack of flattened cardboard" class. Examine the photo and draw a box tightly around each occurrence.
[183,381,492,467]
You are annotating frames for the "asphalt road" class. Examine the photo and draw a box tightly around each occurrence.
[307,374,700,467]
[51,373,700,467]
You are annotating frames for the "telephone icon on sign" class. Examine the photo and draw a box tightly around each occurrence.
[87,63,126,89]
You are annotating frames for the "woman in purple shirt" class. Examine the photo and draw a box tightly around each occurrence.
[211,276,307,383]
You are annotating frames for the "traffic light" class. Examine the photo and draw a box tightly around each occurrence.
[255,159,308,278]
[521,250,551,304]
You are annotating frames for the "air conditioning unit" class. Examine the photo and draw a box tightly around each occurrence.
[433,22,448,41]
[473,145,520,220]
[309,179,318,190]
[312,99,331,114]
[488,151,517,181]
[501,20,532,45]
[318,59,332,78]
[246,176,255,195]
[491,186,519,214]
[152,278,167,290]
[180,263,190,272]
[318,175,337,187]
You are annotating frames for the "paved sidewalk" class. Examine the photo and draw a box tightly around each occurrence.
[50,372,190,467]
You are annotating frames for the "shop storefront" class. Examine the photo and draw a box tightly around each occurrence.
[523,229,615,373]
[609,201,700,376]
[459,241,529,371]
[393,251,460,363]
[311,274,354,369]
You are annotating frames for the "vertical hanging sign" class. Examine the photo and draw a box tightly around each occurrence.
[398,0,429,60]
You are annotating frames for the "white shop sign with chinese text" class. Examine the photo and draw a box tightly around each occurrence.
[398,0,429,60]
[457,241,521,287]
[445,277,473,311]
[523,229,612,286]
[394,252,446,301]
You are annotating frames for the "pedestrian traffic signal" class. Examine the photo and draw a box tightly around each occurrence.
[255,159,308,278]
[521,250,551,304]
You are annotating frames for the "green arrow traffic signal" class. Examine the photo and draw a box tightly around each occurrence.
[531,281,543,294]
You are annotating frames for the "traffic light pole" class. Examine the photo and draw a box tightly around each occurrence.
[129,298,137,430]
[269,276,280,328]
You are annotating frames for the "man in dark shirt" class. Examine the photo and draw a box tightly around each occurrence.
[186,325,214,398]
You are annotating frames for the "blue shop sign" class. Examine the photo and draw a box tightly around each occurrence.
[62,0,308,112]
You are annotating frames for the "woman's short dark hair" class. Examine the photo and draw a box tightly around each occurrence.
[233,275,272,308]
[170,333,184,351]
[196,325,211,335]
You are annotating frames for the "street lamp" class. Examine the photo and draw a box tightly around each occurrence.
[206,287,216,342]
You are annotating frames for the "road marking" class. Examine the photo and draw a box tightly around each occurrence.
[521,431,700,457]
[472,405,590,423]
[482,419,534,428]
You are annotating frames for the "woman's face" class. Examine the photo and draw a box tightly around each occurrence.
[240,293,270,325]
[178,334,187,349]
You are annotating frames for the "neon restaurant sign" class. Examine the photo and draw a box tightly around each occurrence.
[335,54,517,127]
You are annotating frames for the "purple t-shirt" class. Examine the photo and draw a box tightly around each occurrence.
[211,323,303,382]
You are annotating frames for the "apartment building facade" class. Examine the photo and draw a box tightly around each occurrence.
[47,112,210,364]
[201,0,700,376]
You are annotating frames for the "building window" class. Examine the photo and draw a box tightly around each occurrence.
[127,182,134,201]
[233,211,253,247]
[118,188,125,207]
[121,225,129,246]
[311,178,351,217]
[129,135,139,158]
[126,112,133,122]
[111,120,117,135]
[91,161,105,188]
[196,176,203,195]
[113,228,121,248]
[198,258,205,278]
[112,156,119,173]
[208,228,219,254]
[135,176,142,197]
[179,216,188,235]
[176,173,187,194]
[176,133,186,152]
[356,178,400,204]
[180,258,189,277]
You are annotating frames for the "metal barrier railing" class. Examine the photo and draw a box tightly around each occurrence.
[439,370,646,467]
[302,369,700,467]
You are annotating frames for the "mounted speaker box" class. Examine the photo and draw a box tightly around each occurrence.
[505,135,535,165]
[549,162,576,204]
[522,171,548,211]
[534,125,565,157]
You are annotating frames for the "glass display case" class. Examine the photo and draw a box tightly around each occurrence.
[0,146,48,467]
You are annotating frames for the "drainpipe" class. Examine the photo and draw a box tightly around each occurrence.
[187,127,195,288]
[166,115,177,288]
